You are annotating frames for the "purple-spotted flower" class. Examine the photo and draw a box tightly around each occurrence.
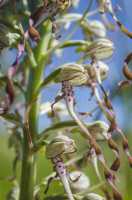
[46,135,76,200]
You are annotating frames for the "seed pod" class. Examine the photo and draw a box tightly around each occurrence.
[46,135,76,159]
[81,20,106,38]
[83,193,105,200]
[69,171,90,193]
[77,38,114,60]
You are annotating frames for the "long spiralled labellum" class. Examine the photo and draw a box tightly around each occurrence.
[94,86,132,168]
[88,148,102,180]
[62,81,114,183]
[116,127,132,167]
[52,157,74,200]
[93,87,120,170]
[123,53,132,80]
[111,14,132,39]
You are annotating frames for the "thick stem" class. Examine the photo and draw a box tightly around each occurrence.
[19,130,36,200]
[19,21,52,200]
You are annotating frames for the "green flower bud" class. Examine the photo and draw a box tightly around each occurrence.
[78,38,114,60]
[69,171,90,193]
[56,61,109,86]
[83,193,105,200]
[81,20,106,38]
[46,135,76,159]
[56,63,88,86]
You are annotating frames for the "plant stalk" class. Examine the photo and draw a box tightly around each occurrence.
[19,21,52,200]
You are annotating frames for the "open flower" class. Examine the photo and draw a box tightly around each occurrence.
[46,135,76,200]
[46,135,76,158]
[77,38,114,60]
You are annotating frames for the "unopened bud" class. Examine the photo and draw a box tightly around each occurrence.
[56,61,109,86]
[56,63,88,86]
[78,38,114,60]
[81,20,106,37]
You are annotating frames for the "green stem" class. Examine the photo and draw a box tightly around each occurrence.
[19,127,36,200]
[19,21,52,200]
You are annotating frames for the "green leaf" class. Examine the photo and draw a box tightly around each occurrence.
[59,40,90,48]
[38,120,77,139]
[40,68,61,88]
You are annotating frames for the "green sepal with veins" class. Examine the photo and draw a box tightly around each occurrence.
[46,135,76,159]
[41,62,109,87]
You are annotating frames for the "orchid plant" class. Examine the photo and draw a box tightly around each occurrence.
[0,0,132,200]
